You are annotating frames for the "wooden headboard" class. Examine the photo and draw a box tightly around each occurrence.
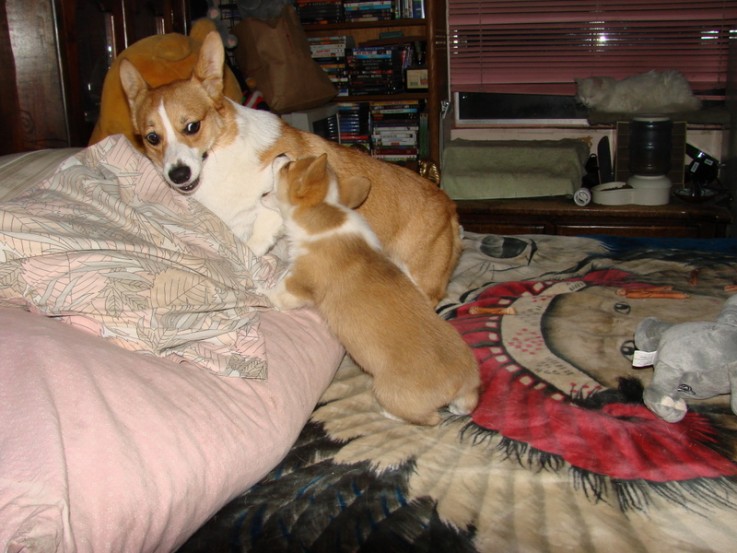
[1,0,190,156]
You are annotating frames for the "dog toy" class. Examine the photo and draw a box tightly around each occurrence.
[633,295,737,422]
[88,18,242,151]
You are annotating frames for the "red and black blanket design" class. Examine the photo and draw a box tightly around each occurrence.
[181,233,737,553]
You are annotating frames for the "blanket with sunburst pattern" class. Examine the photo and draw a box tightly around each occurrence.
[181,232,737,553]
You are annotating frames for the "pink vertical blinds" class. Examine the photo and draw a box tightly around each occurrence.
[448,0,737,98]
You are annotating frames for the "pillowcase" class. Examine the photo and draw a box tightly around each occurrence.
[0,148,81,201]
[0,137,281,378]
[0,307,343,552]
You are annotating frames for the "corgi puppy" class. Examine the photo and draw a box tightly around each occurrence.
[119,31,461,304]
[267,153,480,426]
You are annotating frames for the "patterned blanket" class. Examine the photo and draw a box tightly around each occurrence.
[181,232,737,552]
[0,136,283,378]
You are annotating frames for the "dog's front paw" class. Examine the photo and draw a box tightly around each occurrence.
[265,280,307,311]
[247,208,284,256]
[265,290,287,311]
[247,232,278,257]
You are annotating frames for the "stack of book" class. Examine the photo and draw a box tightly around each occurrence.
[343,1,394,22]
[346,45,409,95]
[296,0,425,25]
[395,0,425,19]
[295,0,343,24]
[336,103,371,152]
[370,101,420,164]
[308,36,352,97]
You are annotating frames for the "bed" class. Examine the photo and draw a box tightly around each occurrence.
[2,138,737,553]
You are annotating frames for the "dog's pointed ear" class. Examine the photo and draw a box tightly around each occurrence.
[306,153,329,178]
[194,31,225,104]
[119,59,148,101]
[294,154,329,205]
[119,59,149,132]
[339,176,371,208]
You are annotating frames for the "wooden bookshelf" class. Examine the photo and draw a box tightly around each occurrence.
[302,1,448,167]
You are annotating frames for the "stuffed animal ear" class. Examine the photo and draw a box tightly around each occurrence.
[339,176,371,209]
[718,295,737,326]
[193,31,225,104]
[634,317,672,352]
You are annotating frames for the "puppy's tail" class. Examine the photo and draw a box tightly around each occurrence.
[448,385,480,416]
[373,382,443,426]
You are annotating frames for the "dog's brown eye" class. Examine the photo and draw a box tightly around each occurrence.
[184,121,200,135]
[145,132,160,146]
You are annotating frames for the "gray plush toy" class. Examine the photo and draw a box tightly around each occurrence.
[633,295,737,423]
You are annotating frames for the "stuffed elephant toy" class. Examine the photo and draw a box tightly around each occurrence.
[633,295,737,423]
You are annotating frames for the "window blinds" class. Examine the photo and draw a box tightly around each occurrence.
[448,0,737,97]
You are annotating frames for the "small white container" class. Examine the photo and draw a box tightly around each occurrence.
[591,181,632,205]
[627,174,671,205]
[591,176,672,206]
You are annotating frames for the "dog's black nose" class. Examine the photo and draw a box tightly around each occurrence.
[168,165,191,185]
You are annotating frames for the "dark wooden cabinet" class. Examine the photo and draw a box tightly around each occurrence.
[1,0,189,154]
[456,197,733,238]
[57,0,191,147]
[3,0,71,152]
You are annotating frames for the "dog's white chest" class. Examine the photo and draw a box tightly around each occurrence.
[193,137,275,242]
[194,149,284,257]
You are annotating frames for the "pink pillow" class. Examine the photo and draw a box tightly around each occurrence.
[0,307,342,552]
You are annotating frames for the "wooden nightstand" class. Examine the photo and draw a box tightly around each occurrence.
[455,197,733,238]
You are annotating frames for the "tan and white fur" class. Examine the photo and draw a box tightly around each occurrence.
[267,153,480,426]
[119,31,461,304]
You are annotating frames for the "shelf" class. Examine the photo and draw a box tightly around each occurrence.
[358,35,427,47]
[334,93,428,103]
[455,197,733,238]
[587,106,730,128]
[303,19,426,32]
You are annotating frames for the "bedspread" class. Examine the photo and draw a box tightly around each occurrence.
[181,232,737,553]
[0,136,283,378]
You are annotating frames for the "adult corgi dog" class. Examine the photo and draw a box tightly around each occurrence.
[267,153,480,426]
[119,31,461,304]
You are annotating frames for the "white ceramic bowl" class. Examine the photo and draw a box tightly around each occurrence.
[626,174,671,205]
[591,181,632,205]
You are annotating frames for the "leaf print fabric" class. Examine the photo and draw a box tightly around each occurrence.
[0,136,284,379]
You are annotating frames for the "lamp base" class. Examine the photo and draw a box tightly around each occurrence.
[626,174,671,205]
